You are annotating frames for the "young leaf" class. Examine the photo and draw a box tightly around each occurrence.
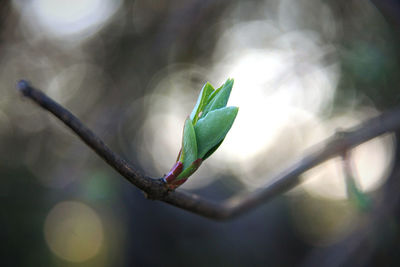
[164,79,239,189]
[194,106,238,158]
[207,79,231,103]
[201,79,234,117]
[179,118,197,169]
[189,82,214,125]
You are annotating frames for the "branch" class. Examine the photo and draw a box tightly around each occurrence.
[17,80,400,220]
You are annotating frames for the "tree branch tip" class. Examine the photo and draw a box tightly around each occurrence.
[16,79,32,96]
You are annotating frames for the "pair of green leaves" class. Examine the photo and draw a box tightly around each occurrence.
[164,79,238,189]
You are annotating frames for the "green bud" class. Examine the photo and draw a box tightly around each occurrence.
[164,78,238,189]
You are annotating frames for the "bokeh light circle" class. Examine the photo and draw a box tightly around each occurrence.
[44,201,104,262]
[13,0,122,43]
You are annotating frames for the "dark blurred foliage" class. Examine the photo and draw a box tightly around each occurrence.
[332,1,400,110]
[1,1,400,267]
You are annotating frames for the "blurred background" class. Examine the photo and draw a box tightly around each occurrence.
[1,0,400,266]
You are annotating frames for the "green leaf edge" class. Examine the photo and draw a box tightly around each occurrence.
[195,106,238,159]
[190,82,214,125]
[179,118,197,170]
[201,78,234,117]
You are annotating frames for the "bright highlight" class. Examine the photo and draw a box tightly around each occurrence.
[44,201,104,262]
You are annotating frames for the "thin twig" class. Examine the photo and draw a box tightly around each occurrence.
[17,80,400,220]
